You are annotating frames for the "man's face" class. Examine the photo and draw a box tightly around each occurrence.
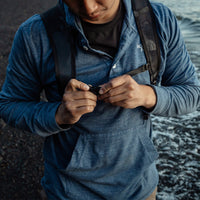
[62,0,120,24]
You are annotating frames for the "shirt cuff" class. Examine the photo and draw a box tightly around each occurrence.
[46,102,72,133]
[147,85,169,115]
[142,84,158,114]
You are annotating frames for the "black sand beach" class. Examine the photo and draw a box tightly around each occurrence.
[0,0,56,199]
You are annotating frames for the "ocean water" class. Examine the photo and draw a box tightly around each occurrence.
[152,0,200,199]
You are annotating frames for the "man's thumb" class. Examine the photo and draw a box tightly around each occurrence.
[66,79,90,91]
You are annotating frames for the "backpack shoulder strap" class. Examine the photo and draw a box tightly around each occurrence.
[40,0,161,95]
[40,3,76,95]
[132,0,161,85]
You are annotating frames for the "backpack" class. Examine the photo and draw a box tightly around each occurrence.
[40,0,161,95]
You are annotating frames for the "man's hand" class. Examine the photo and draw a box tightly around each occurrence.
[98,75,156,109]
[55,79,97,126]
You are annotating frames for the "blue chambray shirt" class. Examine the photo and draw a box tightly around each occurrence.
[0,0,200,199]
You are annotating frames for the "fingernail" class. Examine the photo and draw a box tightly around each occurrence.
[84,85,90,90]
[99,88,104,94]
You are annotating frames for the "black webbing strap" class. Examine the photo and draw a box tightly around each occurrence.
[131,0,161,85]
[127,64,149,76]
[40,3,76,95]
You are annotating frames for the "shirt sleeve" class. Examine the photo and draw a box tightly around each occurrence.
[0,23,69,137]
[150,6,200,116]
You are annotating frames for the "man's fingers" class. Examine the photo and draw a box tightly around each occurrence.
[63,91,97,102]
[98,85,125,100]
[66,79,90,92]
[65,99,97,110]
[56,79,98,125]
[56,103,96,125]
[99,74,132,94]
[104,94,126,104]
[66,104,96,118]
[99,75,131,94]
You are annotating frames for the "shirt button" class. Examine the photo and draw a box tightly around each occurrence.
[83,46,88,51]
[112,64,117,69]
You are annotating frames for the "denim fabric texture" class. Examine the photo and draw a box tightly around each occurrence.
[0,0,199,199]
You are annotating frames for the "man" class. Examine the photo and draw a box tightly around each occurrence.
[0,0,199,199]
